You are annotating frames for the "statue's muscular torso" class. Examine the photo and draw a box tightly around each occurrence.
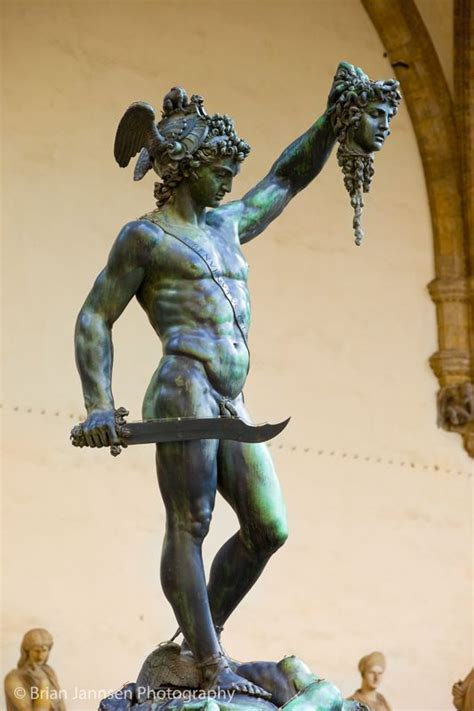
[135,212,250,399]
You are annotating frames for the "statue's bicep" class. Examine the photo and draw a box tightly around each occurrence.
[239,176,291,243]
[86,223,150,321]
[89,262,144,323]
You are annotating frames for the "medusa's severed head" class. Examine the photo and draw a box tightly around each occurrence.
[329,63,401,245]
[114,87,250,209]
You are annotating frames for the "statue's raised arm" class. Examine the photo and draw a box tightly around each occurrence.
[210,73,342,243]
[211,61,401,245]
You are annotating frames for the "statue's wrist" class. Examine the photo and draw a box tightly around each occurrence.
[86,401,114,414]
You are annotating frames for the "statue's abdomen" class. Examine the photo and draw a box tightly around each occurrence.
[140,277,250,399]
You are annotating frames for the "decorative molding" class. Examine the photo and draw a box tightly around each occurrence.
[427,278,469,304]
[361,0,474,457]
[429,350,471,383]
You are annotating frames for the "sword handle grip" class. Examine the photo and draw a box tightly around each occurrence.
[70,406,129,457]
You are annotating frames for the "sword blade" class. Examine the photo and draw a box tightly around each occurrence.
[122,416,290,445]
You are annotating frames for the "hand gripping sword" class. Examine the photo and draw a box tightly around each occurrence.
[70,407,290,456]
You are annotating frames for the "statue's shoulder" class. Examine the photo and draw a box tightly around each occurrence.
[127,211,165,239]
[106,217,165,272]
[115,215,165,251]
[4,668,22,682]
[137,209,165,230]
[376,692,391,709]
[4,668,26,693]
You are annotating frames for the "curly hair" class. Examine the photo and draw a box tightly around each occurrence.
[154,114,250,208]
[330,69,401,245]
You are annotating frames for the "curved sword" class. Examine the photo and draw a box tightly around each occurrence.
[71,407,290,456]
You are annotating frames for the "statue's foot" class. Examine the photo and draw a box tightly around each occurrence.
[198,654,271,699]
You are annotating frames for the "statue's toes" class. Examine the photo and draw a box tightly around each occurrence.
[249,684,271,699]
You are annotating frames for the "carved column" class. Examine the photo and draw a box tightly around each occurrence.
[427,277,470,386]
[361,0,474,457]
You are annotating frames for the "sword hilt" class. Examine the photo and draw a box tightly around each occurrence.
[70,406,130,457]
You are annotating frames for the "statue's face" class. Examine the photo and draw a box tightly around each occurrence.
[362,664,384,690]
[28,643,50,666]
[188,156,240,208]
[352,101,393,153]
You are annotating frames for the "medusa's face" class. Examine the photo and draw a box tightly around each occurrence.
[353,101,393,152]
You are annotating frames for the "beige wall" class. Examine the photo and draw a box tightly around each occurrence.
[1,2,472,710]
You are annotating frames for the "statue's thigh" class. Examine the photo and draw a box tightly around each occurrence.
[156,438,219,518]
[149,356,221,515]
[217,437,287,534]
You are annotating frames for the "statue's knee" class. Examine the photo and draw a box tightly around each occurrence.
[278,656,317,691]
[248,516,288,556]
[188,508,212,540]
[170,506,212,541]
[268,518,288,553]
[278,655,303,677]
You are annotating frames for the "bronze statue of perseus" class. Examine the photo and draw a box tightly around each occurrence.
[73,63,399,707]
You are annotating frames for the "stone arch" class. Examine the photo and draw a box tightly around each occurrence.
[361,0,474,457]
